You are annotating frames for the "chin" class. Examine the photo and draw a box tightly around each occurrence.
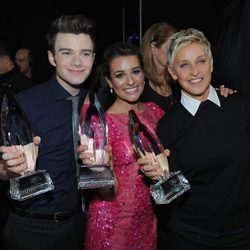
[72,77,88,85]
[126,97,140,104]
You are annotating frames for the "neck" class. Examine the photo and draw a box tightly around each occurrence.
[108,100,145,114]
[149,80,172,97]
[155,60,166,77]
[25,69,32,79]
[56,75,81,96]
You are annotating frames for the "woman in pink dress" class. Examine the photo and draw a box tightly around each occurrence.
[81,42,165,249]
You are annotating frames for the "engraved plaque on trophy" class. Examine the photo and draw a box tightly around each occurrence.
[129,109,190,204]
[78,92,115,189]
[0,93,54,201]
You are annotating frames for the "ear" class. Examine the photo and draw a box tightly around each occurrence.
[151,43,157,55]
[105,76,113,89]
[167,65,178,80]
[92,52,96,64]
[211,58,213,73]
[48,51,56,67]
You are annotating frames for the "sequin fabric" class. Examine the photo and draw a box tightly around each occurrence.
[84,102,165,250]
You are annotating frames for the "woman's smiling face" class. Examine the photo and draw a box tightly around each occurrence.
[106,55,145,105]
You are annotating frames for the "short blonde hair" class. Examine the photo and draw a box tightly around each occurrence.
[167,28,212,66]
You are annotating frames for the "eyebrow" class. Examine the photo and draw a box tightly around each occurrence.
[113,66,142,74]
[58,48,93,53]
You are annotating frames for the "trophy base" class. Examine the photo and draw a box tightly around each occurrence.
[150,171,190,204]
[78,164,115,189]
[9,170,55,201]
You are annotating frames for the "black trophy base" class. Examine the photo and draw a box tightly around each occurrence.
[9,170,55,201]
[78,164,115,189]
[150,171,191,204]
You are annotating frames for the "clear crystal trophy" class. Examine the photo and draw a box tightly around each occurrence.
[78,92,115,189]
[0,93,54,201]
[129,109,190,204]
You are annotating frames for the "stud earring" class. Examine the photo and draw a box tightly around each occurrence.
[110,88,113,94]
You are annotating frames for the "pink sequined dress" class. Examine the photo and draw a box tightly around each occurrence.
[84,102,165,250]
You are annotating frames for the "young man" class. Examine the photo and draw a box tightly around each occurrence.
[0,14,95,250]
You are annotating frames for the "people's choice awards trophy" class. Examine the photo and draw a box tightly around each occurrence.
[0,93,54,201]
[129,110,190,204]
[78,92,115,189]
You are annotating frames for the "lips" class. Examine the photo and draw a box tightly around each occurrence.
[69,69,85,73]
[123,87,138,94]
[189,77,203,84]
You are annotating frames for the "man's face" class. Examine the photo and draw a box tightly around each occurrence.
[15,49,31,74]
[48,33,95,95]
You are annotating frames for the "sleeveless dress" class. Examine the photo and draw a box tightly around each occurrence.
[84,102,165,250]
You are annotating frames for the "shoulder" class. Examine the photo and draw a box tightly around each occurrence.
[15,80,50,104]
[16,80,49,95]
[141,81,155,100]
[219,92,250,110]
[145,102,165,118]
[9,70,33,95]
[157,102,188,136]
[15,71,32,85]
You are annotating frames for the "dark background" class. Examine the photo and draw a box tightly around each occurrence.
[0,0,233,83]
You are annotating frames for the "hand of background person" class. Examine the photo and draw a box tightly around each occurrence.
[0,136,41,180]
[216,84,237,97]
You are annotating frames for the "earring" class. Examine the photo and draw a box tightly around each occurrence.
[110,88,113,94]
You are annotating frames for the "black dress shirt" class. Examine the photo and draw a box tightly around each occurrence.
[13,74,87,213]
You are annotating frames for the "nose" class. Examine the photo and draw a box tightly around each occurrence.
[127,74,135,86]
[71,55,82,67]
[190,65,199,76]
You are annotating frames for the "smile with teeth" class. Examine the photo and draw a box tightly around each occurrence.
[124,87,138,94]
[190,77,203,83]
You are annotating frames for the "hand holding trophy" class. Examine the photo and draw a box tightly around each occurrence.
[129,109,190,204]
[0,92,54,201]
[78,92,115,189]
